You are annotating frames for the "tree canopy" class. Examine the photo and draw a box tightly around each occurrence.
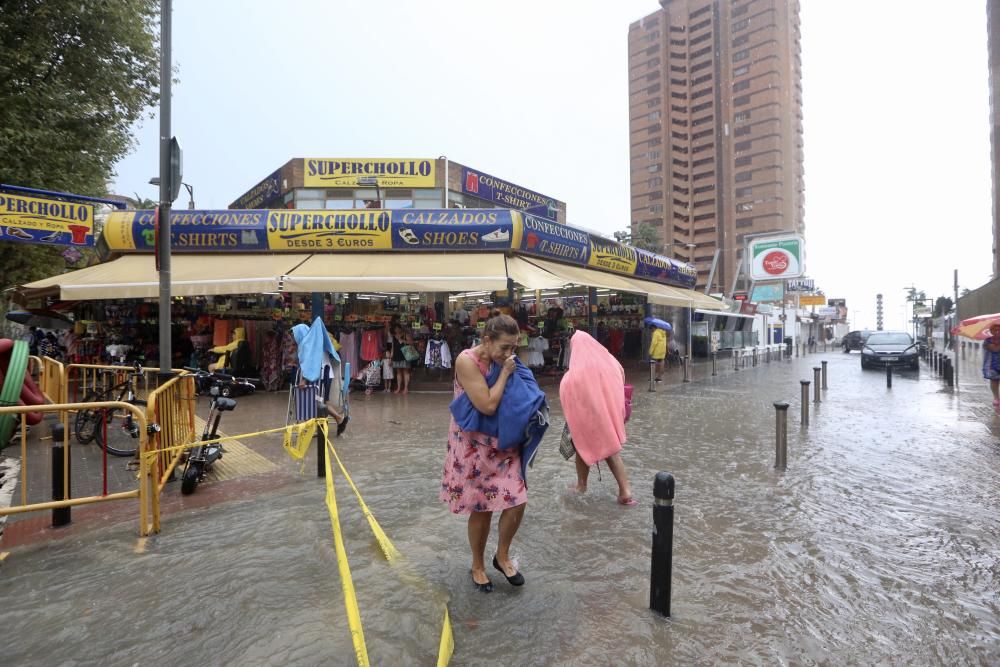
[0,0,160,287]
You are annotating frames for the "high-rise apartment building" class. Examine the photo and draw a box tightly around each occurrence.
[628,0,804,292]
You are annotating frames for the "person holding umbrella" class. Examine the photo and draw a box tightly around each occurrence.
[645,317,671,383]
[982,323,1000,406]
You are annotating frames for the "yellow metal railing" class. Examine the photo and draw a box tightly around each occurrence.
[0,401,155,536]
[39,355,66,404]
[63,363,182,405]
[145,373,198,533]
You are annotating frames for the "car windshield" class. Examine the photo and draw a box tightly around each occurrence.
[867,333,912,345]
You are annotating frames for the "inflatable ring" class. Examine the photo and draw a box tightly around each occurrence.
[0,339,29,446]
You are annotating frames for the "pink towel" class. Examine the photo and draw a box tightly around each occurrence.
[559,331,626,466]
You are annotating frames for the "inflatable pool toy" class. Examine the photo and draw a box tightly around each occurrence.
[0,339,46,446]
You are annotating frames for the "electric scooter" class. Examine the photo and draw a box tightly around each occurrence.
[181,376,236,495]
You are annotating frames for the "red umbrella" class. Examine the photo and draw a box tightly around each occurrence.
[950,312,1000,340]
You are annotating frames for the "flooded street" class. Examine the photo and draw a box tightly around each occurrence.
[1,352,998,665]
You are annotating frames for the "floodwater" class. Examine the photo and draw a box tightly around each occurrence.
[1,353,998,665]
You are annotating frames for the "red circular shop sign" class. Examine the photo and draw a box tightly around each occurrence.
[762,250,788,275]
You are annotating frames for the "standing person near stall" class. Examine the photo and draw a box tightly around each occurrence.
[440,312,534,593]
[561,330,637,506]
[292,320,348,436]
[389,324,413,394]
[648,322,667,382]
[260,330,282,392]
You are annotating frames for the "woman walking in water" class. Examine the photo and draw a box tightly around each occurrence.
[440,312,527,593]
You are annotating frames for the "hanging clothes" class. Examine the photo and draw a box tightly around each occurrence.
[425,339,452,369]
[361,329,383,361]
[338,330,359,377]
[526,336,548,368]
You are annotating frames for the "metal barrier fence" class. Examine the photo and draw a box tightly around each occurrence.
[39,356,66,404]
[145,373,198,534]
[0,401,155,536]
[63,363,182,404]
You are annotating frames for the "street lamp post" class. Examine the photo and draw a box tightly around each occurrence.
[157,0,173,376]
[149,177,194,209]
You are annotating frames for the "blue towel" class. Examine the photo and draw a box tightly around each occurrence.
[449,357,549,483]
[292,319,340,383]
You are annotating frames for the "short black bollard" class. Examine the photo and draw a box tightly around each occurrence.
[648,361,656,393]
[886,363,892,389]
[711,352,717,376]
[821,360,828,389]
[937,354,944,377]
[813,367,821,403]
[317,419,326,478]
[682,356,690,383]
[945,358,954,387]
[649,471,674,617]
[734,350,740,372]
[51,422,71,527]
[774,401,789,469]
[800,379,810,426]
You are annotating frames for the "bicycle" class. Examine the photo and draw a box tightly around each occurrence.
[74,360,148,456]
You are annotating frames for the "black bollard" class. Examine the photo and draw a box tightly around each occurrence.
[711,352,717,376]
[800,380,810,426]
[774,401,789,470]
[945,358,954,387]
[649,471,674,617]
[821,360,828,389]
[938,354,944,377]
[886,363,892,389]
[51,422,71,527]
[317,419,326,478]
[734,350,740,372]
[648,361,656,393]
[813,367,821,403]
[682,356,690,383]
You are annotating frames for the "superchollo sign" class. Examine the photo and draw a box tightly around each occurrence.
[0,192,94,247]
[100,208,699,289]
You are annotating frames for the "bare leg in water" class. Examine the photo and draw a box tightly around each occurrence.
[468,511,493,586]
[574,453,635,505]
[495,504,526,578]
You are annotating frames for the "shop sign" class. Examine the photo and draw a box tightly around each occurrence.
[827,298,846,307]
[748,234,804,280]
[518,213,589,263]
[229,169,282,210]
[799,294,826,306]
[0,193,94,247]
[103,209,270,251]
[633,248,697,289]
[786,278,814,292]
[303,158,435,188]
[266,210,392,250]
[818,306,838,318]
[588,236,637,275]
[391,209,515,250]
[739,301,757,315]
[751,283,784,303]
[461,167,558,221]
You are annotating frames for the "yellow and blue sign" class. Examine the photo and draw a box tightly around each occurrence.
[267,210,392,250]
[517,213,589,263]
[461,167,558,221]
[392,209,516,250]
[304,158,435,188]
[100,207,699,289]
[0,193,94,247]
[588,236,638,276]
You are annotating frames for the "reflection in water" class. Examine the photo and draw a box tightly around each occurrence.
[0,355,997,665]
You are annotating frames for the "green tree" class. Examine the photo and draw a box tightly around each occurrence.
[934,296,953,317]
[629,222,663,253]
[0,0,160,289]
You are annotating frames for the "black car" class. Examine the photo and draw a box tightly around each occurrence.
[842,330,872,352]
[860,331,920,370]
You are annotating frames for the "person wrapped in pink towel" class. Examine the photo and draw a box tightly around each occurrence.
[559,330,637,506]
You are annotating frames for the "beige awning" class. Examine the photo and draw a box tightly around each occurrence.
[518,257,647,292]
[19,254,310,300]
[505,256,570,290]
[683,289,728,311]
[281,253,510,293]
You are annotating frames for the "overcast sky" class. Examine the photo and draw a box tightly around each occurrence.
[111,0,993,331]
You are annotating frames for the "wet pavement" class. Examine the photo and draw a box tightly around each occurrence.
[1,350,998,665]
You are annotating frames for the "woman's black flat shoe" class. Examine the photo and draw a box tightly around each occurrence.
[492,555,525,586]
[472,574,493,593]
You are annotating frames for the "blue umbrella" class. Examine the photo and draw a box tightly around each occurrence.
[643,317,672,331]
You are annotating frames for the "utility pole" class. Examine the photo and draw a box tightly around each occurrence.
[157,0,173,374]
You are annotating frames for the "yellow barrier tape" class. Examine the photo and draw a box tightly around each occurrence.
[437,609,455,667]
[283,419,318,461]
[321,420,370,667]
[144,422,317,466]
[326,440,402,563]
